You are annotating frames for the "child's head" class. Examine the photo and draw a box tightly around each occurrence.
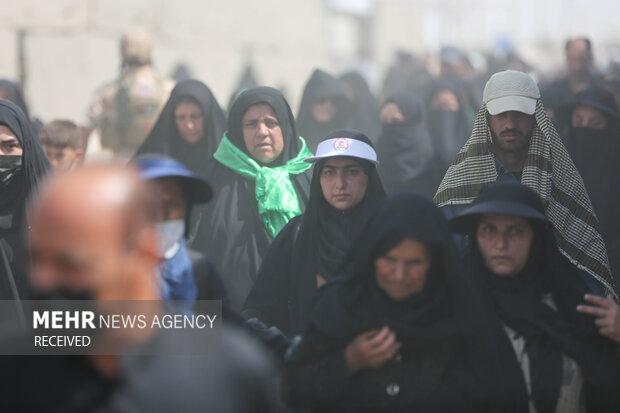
[39,120,84,173]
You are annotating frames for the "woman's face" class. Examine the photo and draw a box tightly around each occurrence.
[311,97,336,123]
[380,102,405,124]
[374,238,431,301]
[571,104,607,130]
[429,89,460,111]
[241,103,284,164]
[476,214,534,277]
[320,156,368,210]
[174,101,204,144]
[0,125,23,156]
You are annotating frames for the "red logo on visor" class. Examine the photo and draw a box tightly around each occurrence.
[333,138,350,151]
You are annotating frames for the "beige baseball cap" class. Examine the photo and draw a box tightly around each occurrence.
[483,70,540,115]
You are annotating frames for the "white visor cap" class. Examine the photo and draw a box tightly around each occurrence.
[304,137,379,165]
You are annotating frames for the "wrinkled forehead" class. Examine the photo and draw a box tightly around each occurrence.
[241,102,278,121]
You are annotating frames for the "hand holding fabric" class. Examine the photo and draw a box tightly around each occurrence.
[577,294,620,343]
[344,326,401,374]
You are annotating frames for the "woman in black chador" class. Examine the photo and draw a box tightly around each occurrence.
[243,129,386,337]
[134,79,226,172]
[188,87,312,310]
[297,69,354,152]
[451,182,620,413]
[555,87,620,281]
[283,192,526,412]
[374,92,440,197]
[425,78,473,174]
[0,100,51,300]
[339,71,381,140]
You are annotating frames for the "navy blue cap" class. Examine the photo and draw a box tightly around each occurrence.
[450,182,547,234]
[133,154,212,203]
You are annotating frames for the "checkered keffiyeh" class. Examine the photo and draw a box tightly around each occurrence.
[434,100,617,298]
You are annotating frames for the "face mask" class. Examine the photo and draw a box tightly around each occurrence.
[427,110,463,161]
[571,126,609,141]
[155,219,185,258]
[0,155,22,187]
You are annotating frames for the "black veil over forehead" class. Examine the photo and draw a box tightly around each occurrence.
[227,86,301,164]
[0,80,30,119]
[0,100,51,195]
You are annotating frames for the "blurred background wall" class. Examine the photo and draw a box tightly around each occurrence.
[1,0,619,122]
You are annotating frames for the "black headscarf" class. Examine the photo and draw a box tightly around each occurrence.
[0,80,43,136]
[0,81,30,119]
[308,192,527,411]
[226,87,303,166]
[425,77,474,172]
[556,88,620,281]
[297,69,354,152]
[244,129,386,335]
[189,87,311,309]
[305,135,385,282]
[0,100,51,226]
[0,100,51,300]
[134,79,226,172]
[375,92,440,197]
[339,72,381,140]
[453,182,620,413]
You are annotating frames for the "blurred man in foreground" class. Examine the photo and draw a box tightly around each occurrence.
[0,165,278,412]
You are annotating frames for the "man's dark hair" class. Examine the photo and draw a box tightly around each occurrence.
[565,37,592,58]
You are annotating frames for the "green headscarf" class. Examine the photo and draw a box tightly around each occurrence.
[214,133,312,237]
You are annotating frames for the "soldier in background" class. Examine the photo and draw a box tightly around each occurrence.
[85,29,174,161]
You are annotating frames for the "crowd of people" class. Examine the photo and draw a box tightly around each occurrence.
[0,29,619,412]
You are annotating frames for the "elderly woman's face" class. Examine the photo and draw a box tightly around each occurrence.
[242,103,284,164]
[476,214,534,277]
[374,238,431,301]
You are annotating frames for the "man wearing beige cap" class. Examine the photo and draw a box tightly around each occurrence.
[434,70,617,299]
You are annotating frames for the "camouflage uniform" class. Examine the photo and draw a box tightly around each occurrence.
[85,29,174,160]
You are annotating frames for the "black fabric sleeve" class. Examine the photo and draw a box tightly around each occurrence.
[282,327,351,409]
[242,217,300,332]
[190,249,228,301]
[188,249,248,327]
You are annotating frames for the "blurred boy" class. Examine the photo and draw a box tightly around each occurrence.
[38,119,84,172]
